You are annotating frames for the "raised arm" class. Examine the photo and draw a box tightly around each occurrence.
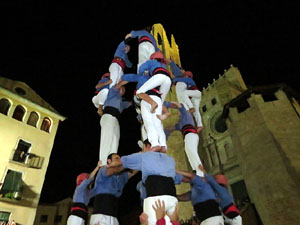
[89,160,103,179]
[176,170,195,182]
[95,79,112,89]
[177,191,191,202]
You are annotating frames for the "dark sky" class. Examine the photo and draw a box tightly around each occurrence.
[1,0,300,219]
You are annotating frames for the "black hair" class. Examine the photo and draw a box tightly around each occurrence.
[143,139,151,147]
[107,153,118,162]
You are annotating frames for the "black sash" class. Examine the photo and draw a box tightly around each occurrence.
[144,175,176,197]
[70,202,88,222]
[92,194,119,217]
[193,199,221,222]
[103,106,121,120]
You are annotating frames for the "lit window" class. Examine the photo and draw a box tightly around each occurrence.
[12,105,25,121]
[41,117,51,133]
[27,111,39,127]
[0,211,11,223]
[0,170,23,200]
[12,139,31,163]
[0,98,11,115]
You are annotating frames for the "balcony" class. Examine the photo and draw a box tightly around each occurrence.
[11,150,44,169]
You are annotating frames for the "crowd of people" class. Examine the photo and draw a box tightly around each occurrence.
[67,26,243,225]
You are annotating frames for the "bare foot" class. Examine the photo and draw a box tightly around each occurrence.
[189,108,195,113]
[151,102,158,113]
[161,146,167,153]
[197,126,204,133]
[157,112,171,120]
[97,109,103,116]
[150,146,161,152]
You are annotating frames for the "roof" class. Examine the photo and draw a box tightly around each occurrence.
[0,76,65,119]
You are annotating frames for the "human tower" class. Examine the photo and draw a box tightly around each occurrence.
[67,26,243,225]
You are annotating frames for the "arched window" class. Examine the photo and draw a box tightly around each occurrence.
[27,111,39,127]
[41,117,51,133]
[12,105,25,121]
[0,98,11,115]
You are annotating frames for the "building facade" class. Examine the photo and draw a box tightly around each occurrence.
[0,76,65,224]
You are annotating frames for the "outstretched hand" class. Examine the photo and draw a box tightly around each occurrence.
[152,199,166,220]
[166,203,179,222]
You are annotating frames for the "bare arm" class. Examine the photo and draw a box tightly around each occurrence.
[116,80,129,89]
[177,191,191,202]
[89,160,103,179]
[128,169,139,179]
[176,170,195,181]
[95,79,112,89]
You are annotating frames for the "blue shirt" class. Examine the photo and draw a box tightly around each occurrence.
[190,175,217,206]
[72,178,95,205]
[96,77,110,92]
[164,102,195,130]
[121,73,150,89]
[121,151,176,183]
[136,180,147,203]
[103,86,131,113]
[205,174,234,209]
[130,30,159,51]
[138,60,168,77]
[114,41,132,68]
[170,61,183,77]
[93,167,129,198]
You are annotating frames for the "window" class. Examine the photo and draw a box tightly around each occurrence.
[157,33,163,45]
[0,98,11,115]
[13,139,31,163]
[27,111,39,127]
[40,215,48,223]
[55,215,62,223]
[202,105,207,113]
[0,211,10,223]
[15,87,26,96]
[41,117,51,132]
[0,170,23,200]
[12,105,25,121]
[211,98,217,105]
[230,180,250,207]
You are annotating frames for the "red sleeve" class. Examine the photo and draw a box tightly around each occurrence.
[156,217,166,225]
[171,221,180,225]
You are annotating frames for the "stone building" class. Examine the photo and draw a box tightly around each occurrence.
[0,76,65,224]
[154,23,300,225]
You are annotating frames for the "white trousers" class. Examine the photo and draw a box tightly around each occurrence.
[175,82,189,110]
[136,74,171,102]
[99,114,120,165]
[109,62,123,88]
[224,215,243,225]
[184,133,204,177]
[90,214,119,225]
[92,89,109,108]
[141,124,148,142]
[201,215,224,225]
[184,90,203,127]
[67,215,85,225]
[140,96,166,148]
[143,195,178,225]
[137,41,156,72]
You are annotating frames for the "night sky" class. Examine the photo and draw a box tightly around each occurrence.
[1,0,300,220]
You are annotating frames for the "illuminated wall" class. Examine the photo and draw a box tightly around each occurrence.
[0,77,65,225]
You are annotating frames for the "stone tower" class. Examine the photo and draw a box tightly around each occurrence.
[151,23,194,220]
[223,84,300,225]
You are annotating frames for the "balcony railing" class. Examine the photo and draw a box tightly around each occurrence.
[11,150,44,169]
